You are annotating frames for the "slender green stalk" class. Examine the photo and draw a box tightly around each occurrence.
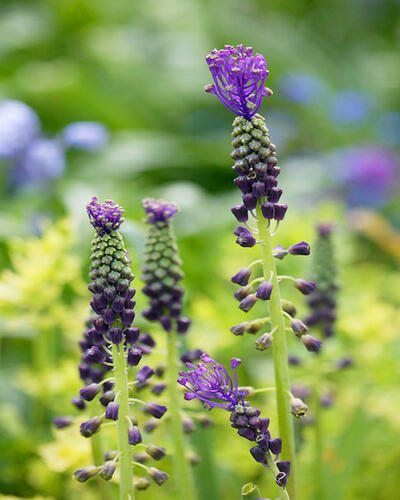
[312,355,325,500]
[112,343,135,500]
[167,329,197,500]
[256,203,296,499]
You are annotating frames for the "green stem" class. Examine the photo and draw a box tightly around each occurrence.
[112,343,135,500]
[167,329,197,500]
[312,356,325,500]
[256,203,296,499]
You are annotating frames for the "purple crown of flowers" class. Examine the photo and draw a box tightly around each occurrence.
[142,198,178,224]
[205,44,272,120]
[178,353,243,410]
[87,197,124,234]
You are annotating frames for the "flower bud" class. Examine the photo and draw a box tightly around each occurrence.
[177,317,191,334]
[136,365,155,383]
[144,403,167,419]
[290,397,308,418]
[301,334,322,353]
[152,383,167,396]
[276,461,291,487]
[234,285,253,301]
[290,319,308,336]
[146,445,166,460]
[109,327,123,344]
[255,333,273,351]
[231,204,249,222]
[134,477,151,490]
[234,225,256,247]
[125,327,140,344]
[71,396,86,410]
[99,461,116,481]
[53,416,73,429]
[256,281,273,300]
[196,414,214,427]
[231,267,252,286]
[133,452,151,463]
[274,204,288,221]
[182,416,196,433]
[84,346,106,364]
[230,322,249,336]
[128,426,142,445]
[105,402,119,420]
[147,467,169,486]
[269,438,282,456]
[127,347,142,366]
[239,294,257,312]
[246,319,265,334]
[294,279,316,295]
[250,446,267,464]
[261,202,274,219]
[281,300,296,317]
[104,450,118,461]
[100,391,115,407]
[73,466,98,482]
[273,244,288,260]
[80,416,102,437]
[80,383,100,401]
[288,241,310,255]
[143,419,160,433]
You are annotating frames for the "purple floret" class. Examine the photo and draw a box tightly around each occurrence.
[142,198,178,224]
[178,353,242,410]
[87,197,124,234]
[205,44,272,120]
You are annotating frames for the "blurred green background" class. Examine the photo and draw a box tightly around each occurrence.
[1,0,400,499]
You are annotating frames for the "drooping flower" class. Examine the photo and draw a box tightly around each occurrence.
[179,354,290,490]
[205,44,272,120]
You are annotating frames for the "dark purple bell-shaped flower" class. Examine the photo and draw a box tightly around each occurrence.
[288,241,310,255]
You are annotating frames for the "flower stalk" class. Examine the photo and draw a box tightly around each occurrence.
[256,203,296,498]
[112,342,135,500]
[167,329,196,500]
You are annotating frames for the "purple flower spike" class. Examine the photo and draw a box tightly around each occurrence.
[205,44,272,120]
[178,353,241,410]
[87,197,124,235]
[142,198,178,224]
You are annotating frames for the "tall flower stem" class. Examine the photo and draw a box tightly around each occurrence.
[312,354,325,500]
[256,203,296,499]
[112,343,135,500]
[167,329,196,500]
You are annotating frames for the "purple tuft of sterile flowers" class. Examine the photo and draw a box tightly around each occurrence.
[87,197,125,235]
[142,198,178,224]
[179,354,290,488]
[205,44,272,120]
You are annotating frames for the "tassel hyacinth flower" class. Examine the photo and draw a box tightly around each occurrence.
[179,354,290,498]
[56,198,169,500]
[141,198,196,500]
[205,44,318,498]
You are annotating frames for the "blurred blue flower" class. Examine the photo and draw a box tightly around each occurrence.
[374,111,400,146]
[330,90,372,124]
[0,99,108,189]
[62,121,108,151]
[279,72,325,104]
[0,99,40,159]
[17,138,65,185]
[336,146,399,207]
